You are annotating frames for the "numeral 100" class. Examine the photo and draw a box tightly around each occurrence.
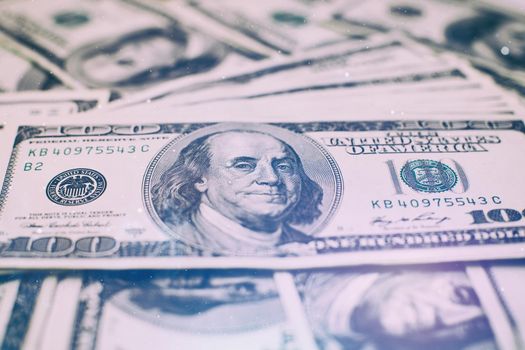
[468,209,525,224]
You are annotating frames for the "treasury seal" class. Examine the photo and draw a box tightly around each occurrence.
[400,159,457,193]
[46,168,107,206]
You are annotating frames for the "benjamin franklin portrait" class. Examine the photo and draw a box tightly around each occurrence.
[146,123,341,256]
[300,268,497,350]
[65,26,227,89]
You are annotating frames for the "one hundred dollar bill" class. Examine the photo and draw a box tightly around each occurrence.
[10,262,525,350]
[138,0,348,54]
[293,262,525,350]
[106,35,523,118]
[333,0,525,96]
[0,0,265,92]
[38,270,305,350]
[0,118,524,268]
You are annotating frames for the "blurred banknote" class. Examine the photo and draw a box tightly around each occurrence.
[39,270,303,350]
[0,272,56,350]
[136,0,350,54]
[333,0,525,96]
[0,118,524,268]
[106,35,523,119]
[0,0,267,92]
[0,32,73,92]
[3,262,524,350]
[295,262,525,350]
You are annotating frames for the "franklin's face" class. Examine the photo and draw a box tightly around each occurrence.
[196,131,302,231]
[77,35,184,85]
[352,272,486,339]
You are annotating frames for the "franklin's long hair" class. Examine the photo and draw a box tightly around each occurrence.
[151,130,323,228]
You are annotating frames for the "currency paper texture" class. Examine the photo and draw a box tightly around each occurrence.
[0,119,524,268]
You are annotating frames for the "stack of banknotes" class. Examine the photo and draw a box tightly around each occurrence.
[0,0,524,349]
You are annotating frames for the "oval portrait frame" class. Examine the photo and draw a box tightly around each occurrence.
[143,122,343,253]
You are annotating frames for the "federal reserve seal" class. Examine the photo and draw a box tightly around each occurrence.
[400,159,457,193]
[46,168,107,206]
